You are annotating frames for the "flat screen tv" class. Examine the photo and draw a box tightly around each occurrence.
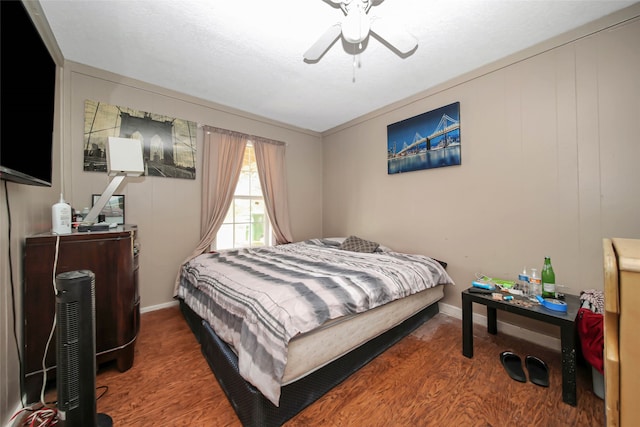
[0,0,57,187]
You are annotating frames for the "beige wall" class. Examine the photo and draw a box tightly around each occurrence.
[3,4,640,425]
[1,63,323,423]
[61,64,323,308]
[322,11,640,314]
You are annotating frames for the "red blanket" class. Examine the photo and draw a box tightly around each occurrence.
[576,307,604,374]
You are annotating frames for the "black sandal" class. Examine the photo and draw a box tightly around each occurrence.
[500,351,526,383]
[525,355,549,387]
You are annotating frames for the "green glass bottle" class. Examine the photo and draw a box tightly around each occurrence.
[541,257,556,298]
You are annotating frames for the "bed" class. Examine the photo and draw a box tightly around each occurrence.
[176,236,454,426]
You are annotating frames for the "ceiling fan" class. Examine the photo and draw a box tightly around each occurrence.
[303,0,418,62]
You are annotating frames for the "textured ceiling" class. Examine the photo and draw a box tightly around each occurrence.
[38,0,635,133]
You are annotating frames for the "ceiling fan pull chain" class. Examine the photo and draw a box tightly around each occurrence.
[353,54,356,83]
[352,41,360,83]
[352,0,364,83]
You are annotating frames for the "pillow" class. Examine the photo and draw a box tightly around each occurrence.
[321,237,346,247]
[339,235,380,253]
[322,236,391,252]
[434,259,448,269]
[375,244,392,253]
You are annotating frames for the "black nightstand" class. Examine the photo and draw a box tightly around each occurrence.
[461,288,581,406]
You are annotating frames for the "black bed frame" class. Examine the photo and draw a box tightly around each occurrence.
[179,298,440,426]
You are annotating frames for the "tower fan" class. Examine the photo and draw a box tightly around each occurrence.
[55,270,112,427]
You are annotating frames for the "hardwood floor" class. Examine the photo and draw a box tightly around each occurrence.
[90,306,604,426]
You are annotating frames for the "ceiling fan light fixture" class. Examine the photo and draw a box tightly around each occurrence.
[303,0,416,62]
[342,3,369,44]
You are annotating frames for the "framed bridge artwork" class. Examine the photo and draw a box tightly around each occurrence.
[387,101,461,174]
[83,100,197,179]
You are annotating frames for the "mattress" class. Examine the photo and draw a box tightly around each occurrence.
[283,284,444,384]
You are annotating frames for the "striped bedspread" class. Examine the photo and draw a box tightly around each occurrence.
[177,238,454,406]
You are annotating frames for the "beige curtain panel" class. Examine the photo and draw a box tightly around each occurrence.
[173,126,293,295]
[173,127,245,295]
[254,137,293,245]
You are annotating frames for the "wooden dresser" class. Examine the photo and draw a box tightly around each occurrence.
[603,238,640,427]
[23,225,140,403]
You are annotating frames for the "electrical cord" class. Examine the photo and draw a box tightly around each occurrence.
[4,182,53,426]
[4,181,27,407]
[6,194,61,426]
[11,235,61,426]
[96,385,109,402]
[12,385,110,426]
[40,234,60,406]
[21,235,62,425]
[11,404,58,427]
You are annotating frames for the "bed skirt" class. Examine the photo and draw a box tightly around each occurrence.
[179,298,440,427]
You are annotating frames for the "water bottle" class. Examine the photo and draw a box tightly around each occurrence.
[518,267,529,295]
[541,257,556,298]
[529,268,541,297]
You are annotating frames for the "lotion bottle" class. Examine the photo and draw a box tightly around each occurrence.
[52,193,72,234]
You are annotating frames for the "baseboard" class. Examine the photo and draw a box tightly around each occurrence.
[140,299,179,314]
[437,301,561,351]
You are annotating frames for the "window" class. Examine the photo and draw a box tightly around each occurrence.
[215,143,272,250]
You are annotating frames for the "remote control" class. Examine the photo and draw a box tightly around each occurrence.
[468,287,493,294]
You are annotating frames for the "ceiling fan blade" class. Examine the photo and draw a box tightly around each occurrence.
[304,23,342,61]
[370,17,418,54]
